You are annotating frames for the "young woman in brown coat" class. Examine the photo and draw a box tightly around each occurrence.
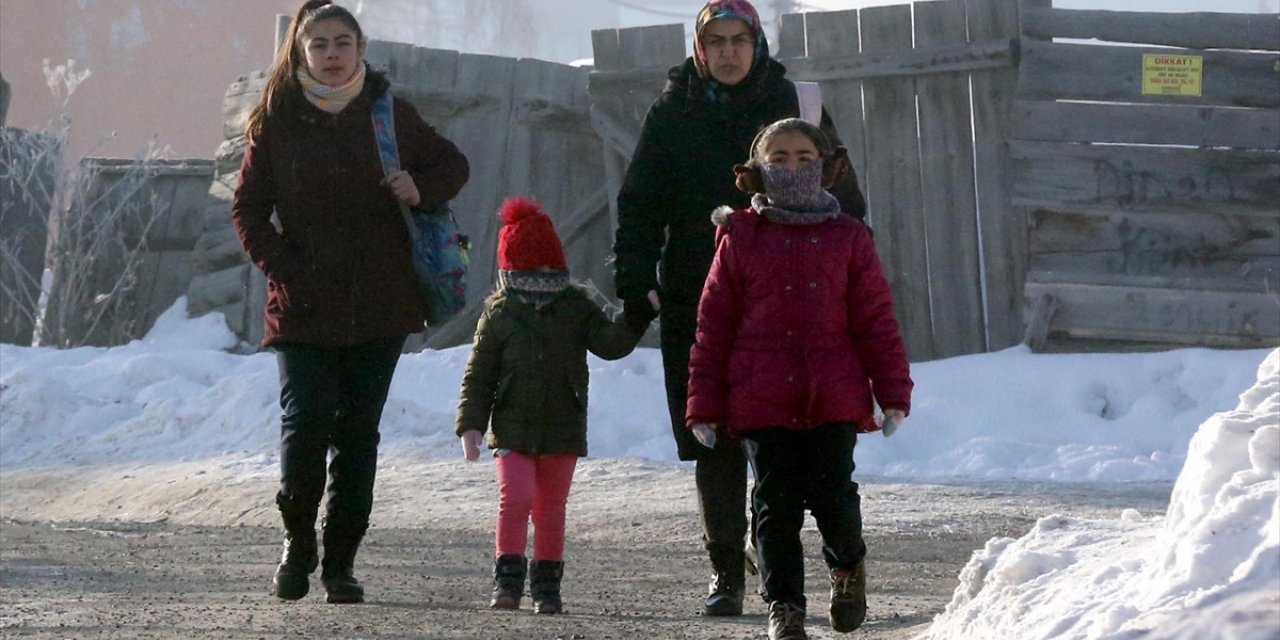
[232,0,468,604]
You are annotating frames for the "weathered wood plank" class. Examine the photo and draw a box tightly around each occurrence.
[782,37,1016,81]
[969,0,1024,350]
[1009,140,1280,216]
[1022,7,1280,51]
[915,0,984,358]
[1018,40,1280,109]
[1024,281,1280,347]
[1011,100,1280,150]
[447,53,517,311]
[617,24,685,71]
[590,28,623,72]
[777,12,806,59]
[861,4,933,362]
[797,9,868,217]
[1028,208,1280,290]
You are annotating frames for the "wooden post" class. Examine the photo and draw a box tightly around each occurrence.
[275,14,291,58]
[0,72,10,127]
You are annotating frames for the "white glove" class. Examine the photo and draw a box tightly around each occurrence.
[460,430,484,461]
[880,409,906,438]
[691,423,718,449]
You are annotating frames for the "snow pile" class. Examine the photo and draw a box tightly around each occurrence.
[917,350,1280,640]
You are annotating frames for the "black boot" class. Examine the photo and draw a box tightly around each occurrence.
[828,562,867,633]
[529,560,564,614]
[704,547,745,616]
[490,554,527,610]
[321,528,365,604]
[272,495,318,601]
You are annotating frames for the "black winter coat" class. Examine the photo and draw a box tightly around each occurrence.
[454,287,643,457]
[613,57,867,310]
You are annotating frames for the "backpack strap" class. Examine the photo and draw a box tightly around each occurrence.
[371,92,420,232]
[794,80,822,126]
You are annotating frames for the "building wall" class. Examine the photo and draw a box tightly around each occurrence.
[0,0,297,161]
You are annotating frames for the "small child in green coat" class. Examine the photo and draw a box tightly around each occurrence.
[454,197,652,614]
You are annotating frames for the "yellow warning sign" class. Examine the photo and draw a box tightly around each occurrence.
[1142,54,1203,96]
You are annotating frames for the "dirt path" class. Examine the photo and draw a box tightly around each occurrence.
[0,468,1172,640]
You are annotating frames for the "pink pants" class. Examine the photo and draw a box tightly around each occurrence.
[494,451,578,561]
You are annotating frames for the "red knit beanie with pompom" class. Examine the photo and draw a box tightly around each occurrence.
[497,197,567,272]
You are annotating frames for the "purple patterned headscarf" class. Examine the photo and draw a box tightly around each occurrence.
[693,0,770,81]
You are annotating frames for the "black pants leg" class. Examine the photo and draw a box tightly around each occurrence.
[742,423,864,607]
[660,304,748,569]
[802,423,866,571]
[275,336,405,536]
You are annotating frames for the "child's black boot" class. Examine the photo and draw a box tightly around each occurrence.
[828,562,867,632]
[704,547,745,616]
[529,559,564,614]
[491,554,527,609]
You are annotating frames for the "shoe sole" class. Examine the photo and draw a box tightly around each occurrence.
[272,576,309,600]
[325,593,364,604]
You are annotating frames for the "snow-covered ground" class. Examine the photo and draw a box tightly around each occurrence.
[1,299,1276,639]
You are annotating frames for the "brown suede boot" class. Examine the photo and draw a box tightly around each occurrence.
[767,601,808,640]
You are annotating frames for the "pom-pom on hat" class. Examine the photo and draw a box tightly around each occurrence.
[497,197,568,272]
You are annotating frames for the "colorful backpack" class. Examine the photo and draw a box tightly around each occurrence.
[371,91,469,327]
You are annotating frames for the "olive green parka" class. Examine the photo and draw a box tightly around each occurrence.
[454,286,643,456]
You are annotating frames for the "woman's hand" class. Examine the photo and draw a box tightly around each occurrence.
[460,430,484,461]
[383,170,421,207]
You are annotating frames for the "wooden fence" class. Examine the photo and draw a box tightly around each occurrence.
[590,0,1023,362]
[1015,6,1280,349]
[186,37,608,349]
[0,127,56,345]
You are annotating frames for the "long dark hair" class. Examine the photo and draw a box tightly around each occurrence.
[243,0,365,143]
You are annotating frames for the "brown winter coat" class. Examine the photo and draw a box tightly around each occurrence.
[454,287,643,457]
[232,69,469,347]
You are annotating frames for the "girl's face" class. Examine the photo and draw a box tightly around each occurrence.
[301,19,363,86]
[760,130,820,171]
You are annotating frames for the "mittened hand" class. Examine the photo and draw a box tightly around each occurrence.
[279,278,319,316]
[691,423,718,449]
[460,430,484,461]
[880,409,906,438]
[622,296,658,333]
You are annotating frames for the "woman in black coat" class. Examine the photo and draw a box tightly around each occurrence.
[611,0,866,618]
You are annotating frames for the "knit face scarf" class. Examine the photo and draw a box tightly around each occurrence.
[498,270,571,309]
[296,63,366,114]
[752,159,841,225]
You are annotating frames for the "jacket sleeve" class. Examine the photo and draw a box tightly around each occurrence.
[396,99,470,210]
[231,133,306,283]
[455,307,502,436]
[583,299,644,361]
[845,228,912,415]
[613,104,675,300]
[819,107,868,220]
[685,223,745,427]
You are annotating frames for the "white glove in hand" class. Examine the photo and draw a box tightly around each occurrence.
[692,423,718,449]
[880,409,906,438]
[460,430,484,461]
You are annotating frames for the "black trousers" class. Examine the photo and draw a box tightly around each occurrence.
[661,303,748,569]
[274,335,405,537]
[741,422,866,608]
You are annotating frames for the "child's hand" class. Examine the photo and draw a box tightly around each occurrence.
[691,423,718,449]
[383,170,421,207]
[460,430,484,461]
[880,409,906,438]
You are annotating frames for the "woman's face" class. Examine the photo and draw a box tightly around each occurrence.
[761,130,819,171]
[301,18,363,87]
[700,18,754,86]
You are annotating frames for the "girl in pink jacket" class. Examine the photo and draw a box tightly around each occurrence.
[685,117,912,640]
